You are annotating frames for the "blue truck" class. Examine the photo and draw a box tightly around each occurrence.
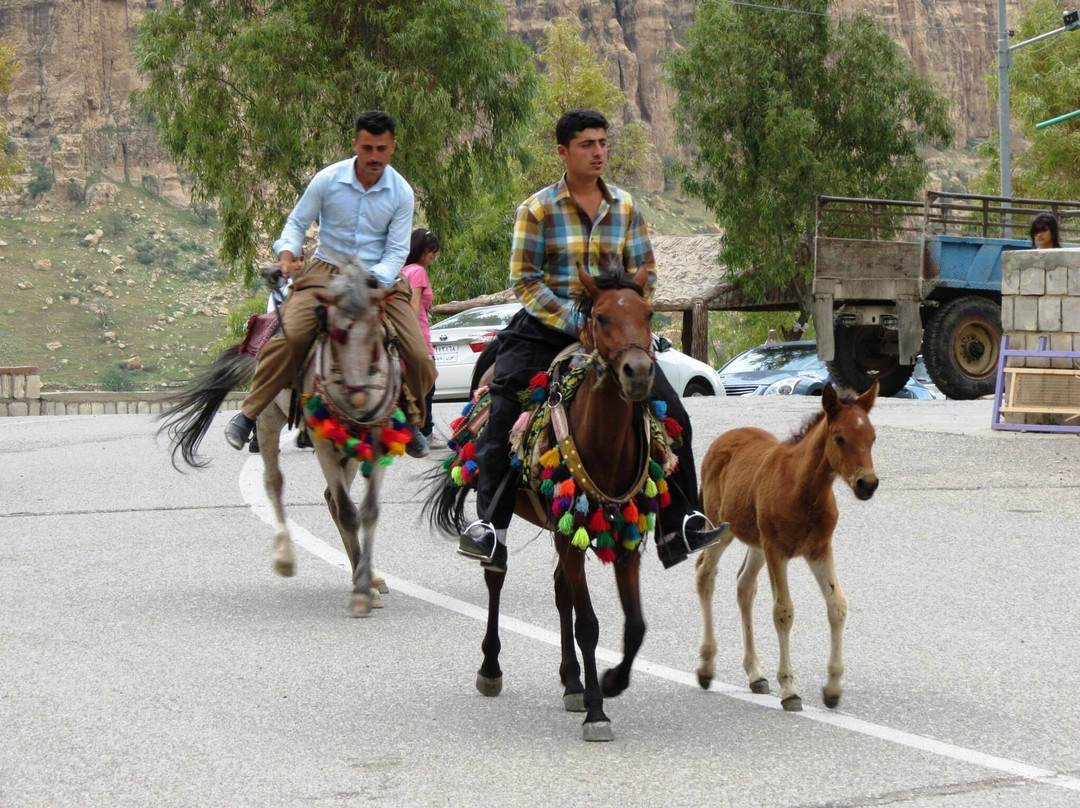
[812,192,1080,399]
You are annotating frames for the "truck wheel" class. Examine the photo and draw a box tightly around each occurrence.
[923,296,1001,400]
[827,323,913,397]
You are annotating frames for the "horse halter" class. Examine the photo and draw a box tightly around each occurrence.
[582,310,655,391]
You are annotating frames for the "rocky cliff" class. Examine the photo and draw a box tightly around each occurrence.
[0,0,1018,203]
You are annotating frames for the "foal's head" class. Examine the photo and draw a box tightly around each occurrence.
[315,271,381,410]
[821,382,879,500]
[576,266,655,402]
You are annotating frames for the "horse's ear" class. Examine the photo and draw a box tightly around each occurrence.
[856,380,879,413]
[631,265,650,292]
[822,382,841,419]
[577,266,599,299]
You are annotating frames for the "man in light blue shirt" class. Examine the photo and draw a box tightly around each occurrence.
[225,111,437,456]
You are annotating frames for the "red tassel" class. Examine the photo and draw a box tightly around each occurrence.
[595,546,616,564]
[587,510,608,532]
[529,371,549,390]
[658,491,672,508]
[662,416,683,436]
[461,442,476,461]
[450,416,465,431]
[558,480,576,498]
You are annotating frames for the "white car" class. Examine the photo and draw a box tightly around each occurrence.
[430,302,726,400]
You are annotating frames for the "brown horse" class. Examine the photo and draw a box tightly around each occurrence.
[427,267,659,742]
[694,382,878,711]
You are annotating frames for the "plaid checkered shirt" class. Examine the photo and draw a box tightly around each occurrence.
[510,175,656,335]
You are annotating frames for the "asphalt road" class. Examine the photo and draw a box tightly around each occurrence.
[1,396,1079,807]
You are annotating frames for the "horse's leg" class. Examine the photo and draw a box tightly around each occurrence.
[694,534,736,689]
[350,460,387,615]
[600,549,645,700]
[808,549,847,708]
[476,566,505,698]
[736,547,769,694]
[336,457,388,596]
[259,405,294,577]
[312,442,367,615]
[558,544,611,742]
[554,563,585,712]
[765,548,801,711]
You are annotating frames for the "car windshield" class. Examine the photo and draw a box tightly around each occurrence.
[434,306,517,330]
[721,345,823,374]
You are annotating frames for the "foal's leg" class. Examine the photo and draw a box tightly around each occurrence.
[258,405,294,577]
[554,563,585,712]
[601,549,645,699]
[350,460,387,616]
[557,542,612,742]
[736,547,769,694]
[808,549,848,708]
[765,548,801,711]
[694,535,736,689]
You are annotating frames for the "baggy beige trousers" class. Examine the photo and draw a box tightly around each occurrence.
[240,257,436,427]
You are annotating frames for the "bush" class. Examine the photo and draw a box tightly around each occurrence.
[27,162,55,198]
[104,209,127,236]
[136,252,154,265]
[100,363,137,392]
[66,179,85,204]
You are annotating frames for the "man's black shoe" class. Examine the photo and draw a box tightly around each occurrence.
[656,512,731,569]
[457,520,497,564]
[296,430,313,449]
[406,426,430,458]
[225,413,255,450]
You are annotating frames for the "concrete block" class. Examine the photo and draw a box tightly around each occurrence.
[1025,333,1051,368]
[0,374,11,399]
[1069,268,1080,295]
[1047,266,1069,295]
[1063,298,1080,333]
[27,400,40,415]
[12,375,25,399]
[1000,296,1014,331]
[91,403,105,415]
[1020,267,1046,296]
[25,375,40,399]
[43,401,57,415]
[1002,267,1021,295]
[104,402,116,414]
[1038,296,1062,331]
[117,401,129,414]
[1014,297,1039,331]
[1050,333,1074,368]
[78,403,92,415]
[136,402,150,414]
[8,402,28,416]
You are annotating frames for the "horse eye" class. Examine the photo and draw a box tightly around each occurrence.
[834,435,845,446]
[596,314,610,326]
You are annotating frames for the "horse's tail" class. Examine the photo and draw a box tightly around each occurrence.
[421,463,473,537]
[158,343,257,468]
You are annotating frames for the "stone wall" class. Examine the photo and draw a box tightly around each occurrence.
[0,366,243,417]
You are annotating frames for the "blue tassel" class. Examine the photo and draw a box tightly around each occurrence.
[529,387,546,403]
[460,402,473,416]
[651,399,667,420]
[623,523,640,543]
[509,456,523,470]
[465,459,479,474]
[575,494,589,515]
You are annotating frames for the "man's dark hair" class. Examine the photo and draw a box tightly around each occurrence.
[355,110,396,137]
[555,109,608,147]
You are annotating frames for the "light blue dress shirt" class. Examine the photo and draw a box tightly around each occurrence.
[273,158,415,287]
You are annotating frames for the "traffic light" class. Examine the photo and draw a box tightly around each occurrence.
[1065,10,1080,30]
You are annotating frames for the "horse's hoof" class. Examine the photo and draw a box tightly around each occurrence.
[696,672,713,690]
[822,690,841,709]
[273,555,295,578]
[367,588,383,608]
[475,674,502,697]
[372,576,389,595]
[563,692,586,713]
[600,668,626,699]
[582,721,613,742]
[350,593,372,618]
[781,695,803,712]
[750,678,770,695]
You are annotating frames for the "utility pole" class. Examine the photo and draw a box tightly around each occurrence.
[997,4,1079,199]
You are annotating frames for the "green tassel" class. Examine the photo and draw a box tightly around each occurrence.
[649,460,663,480]
[377,454,393,467]
[572,526,591,550]
[597,531,614,548]
[558,512,574,535]
[391,407,406,423]
[644,479,657,498]
[442,455,454,470]
[622,537,641,550]
[360,460,373,477]
[540,478,555,497]
[451,466,465,485]
[646,513,655,531]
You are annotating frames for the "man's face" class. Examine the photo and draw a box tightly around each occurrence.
[557,127,607,181]
[352,129,396,187]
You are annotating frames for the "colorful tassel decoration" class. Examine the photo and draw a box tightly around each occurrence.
[572,526,591,550]
[587,510,608,532]
[575,495,590,515]
[540,447,561,468]
[651,400,667,420]
[558,512,575,535]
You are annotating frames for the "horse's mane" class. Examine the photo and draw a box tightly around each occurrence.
[327,272,373,319]
[786,389,859,444]
[573,272,646,321]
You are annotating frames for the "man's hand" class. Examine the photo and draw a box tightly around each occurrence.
[276,250,304,278]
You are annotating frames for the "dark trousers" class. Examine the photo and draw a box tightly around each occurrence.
[421,386,435,438]
[474,309,698,536]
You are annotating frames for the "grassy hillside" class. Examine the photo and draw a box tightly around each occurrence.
[0,182,259,391]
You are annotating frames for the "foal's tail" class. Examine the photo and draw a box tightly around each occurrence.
[421,463,473,538]
[158,343,257,469]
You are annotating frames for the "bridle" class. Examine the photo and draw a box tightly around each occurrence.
[581,306,655,392]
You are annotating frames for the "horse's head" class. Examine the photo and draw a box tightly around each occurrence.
[822,382,879,500]
[576,266,655,402]
[314,272,382,410]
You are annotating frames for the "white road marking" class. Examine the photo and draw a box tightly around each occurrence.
[239,458,1080,793]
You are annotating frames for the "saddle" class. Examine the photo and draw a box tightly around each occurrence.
[444,346,681,563]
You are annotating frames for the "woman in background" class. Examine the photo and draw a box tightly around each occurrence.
[1029,212,1062,249]
[402,228,442,449]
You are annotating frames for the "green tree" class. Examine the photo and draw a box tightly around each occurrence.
[977,0,1080,200]
[134,0,536,282]
[666,1,952,322]
[0,44,23,190]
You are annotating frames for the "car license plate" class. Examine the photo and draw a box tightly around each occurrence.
[434,344,456,362]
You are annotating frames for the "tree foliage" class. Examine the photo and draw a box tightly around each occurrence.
[134,0,536,282]
[666,0,952,315]
[976,0,1080,200]
[0,44,23,191]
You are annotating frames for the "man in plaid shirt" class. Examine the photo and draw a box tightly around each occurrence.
[457,109,725,572]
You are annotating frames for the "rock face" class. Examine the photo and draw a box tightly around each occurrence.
[0,0,1018,202]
